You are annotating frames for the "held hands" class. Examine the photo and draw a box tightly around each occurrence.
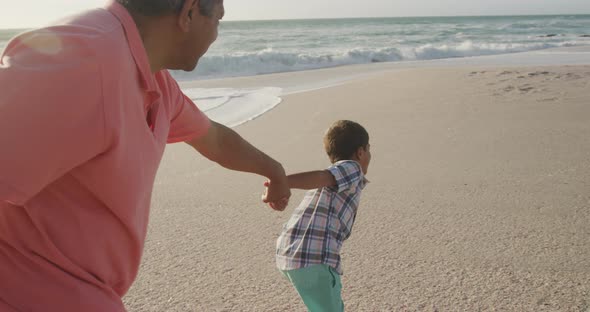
[262,179,290,211]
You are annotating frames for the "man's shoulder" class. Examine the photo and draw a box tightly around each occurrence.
[60,8,121,33]
[0,9,129,108]
[48,8,123,45]
[2,9,125,66]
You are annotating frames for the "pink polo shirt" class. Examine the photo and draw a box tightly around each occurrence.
[0,2,210,311]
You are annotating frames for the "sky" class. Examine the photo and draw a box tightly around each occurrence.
[0,0,589,29]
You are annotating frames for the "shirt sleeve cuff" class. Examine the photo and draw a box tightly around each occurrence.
[167,116,212,144]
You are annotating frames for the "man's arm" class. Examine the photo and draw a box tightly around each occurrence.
[287,170,336,190]
[186,120,290,211]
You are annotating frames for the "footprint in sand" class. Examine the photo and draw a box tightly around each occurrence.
[537,97,559,102]
[528,71,551,77]
[469,71,487,76]
[518,85,535,93]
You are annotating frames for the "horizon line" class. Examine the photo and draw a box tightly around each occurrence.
[1,12,589,30]
[221,13,590,23]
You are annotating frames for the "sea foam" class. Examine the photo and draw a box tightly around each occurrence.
[181,87,282,127]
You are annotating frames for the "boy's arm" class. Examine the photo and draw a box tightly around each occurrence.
[287,170,336,190]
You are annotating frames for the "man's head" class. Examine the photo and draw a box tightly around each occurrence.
[117,0,224,71]
[324,120,371,174]
[116,0,219,17]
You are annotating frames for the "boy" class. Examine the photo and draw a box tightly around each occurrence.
[274,120,371,312]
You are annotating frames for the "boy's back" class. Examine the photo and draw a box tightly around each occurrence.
[276,159,367,275]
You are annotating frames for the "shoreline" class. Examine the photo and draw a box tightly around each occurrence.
[177,45,590,129]
[180,45,590,95]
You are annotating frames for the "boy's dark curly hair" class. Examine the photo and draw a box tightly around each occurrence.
[324,120,369,163]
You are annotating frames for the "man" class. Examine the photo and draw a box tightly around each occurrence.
[0,0,290,311]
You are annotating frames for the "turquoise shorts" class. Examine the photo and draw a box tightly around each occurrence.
[281,264,344,312]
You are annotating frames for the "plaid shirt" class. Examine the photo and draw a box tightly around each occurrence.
[276,160,368,275]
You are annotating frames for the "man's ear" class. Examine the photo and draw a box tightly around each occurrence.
[177,0,198,32]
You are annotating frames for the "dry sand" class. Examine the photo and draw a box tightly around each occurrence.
[123,63,590,311]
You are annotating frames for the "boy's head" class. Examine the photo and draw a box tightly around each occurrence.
[324,120,371,174]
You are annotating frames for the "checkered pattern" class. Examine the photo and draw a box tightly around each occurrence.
[276,160,368,275]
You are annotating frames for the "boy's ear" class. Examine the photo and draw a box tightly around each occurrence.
[355,146,365,160]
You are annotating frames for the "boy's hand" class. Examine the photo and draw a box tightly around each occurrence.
[262,180,290,211]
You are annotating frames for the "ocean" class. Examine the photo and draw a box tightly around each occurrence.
[183,15,590,80]
[1,15,590,80]
[1,15,589,127]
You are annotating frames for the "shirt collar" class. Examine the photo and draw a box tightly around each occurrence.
[105,0,157,93]
[360,176,369,190]
[353,160,370,189]
[337,160,370,189]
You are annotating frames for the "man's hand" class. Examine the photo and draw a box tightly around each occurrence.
[262,177,290,211]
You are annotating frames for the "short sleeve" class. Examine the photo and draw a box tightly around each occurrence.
[327,160,363,194]
[0,30,106,205]
[159,71,211,144]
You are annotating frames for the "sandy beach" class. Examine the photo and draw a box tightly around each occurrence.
[122,50,590,311]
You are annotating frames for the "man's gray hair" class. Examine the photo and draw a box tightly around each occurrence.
[116,0,217,17]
